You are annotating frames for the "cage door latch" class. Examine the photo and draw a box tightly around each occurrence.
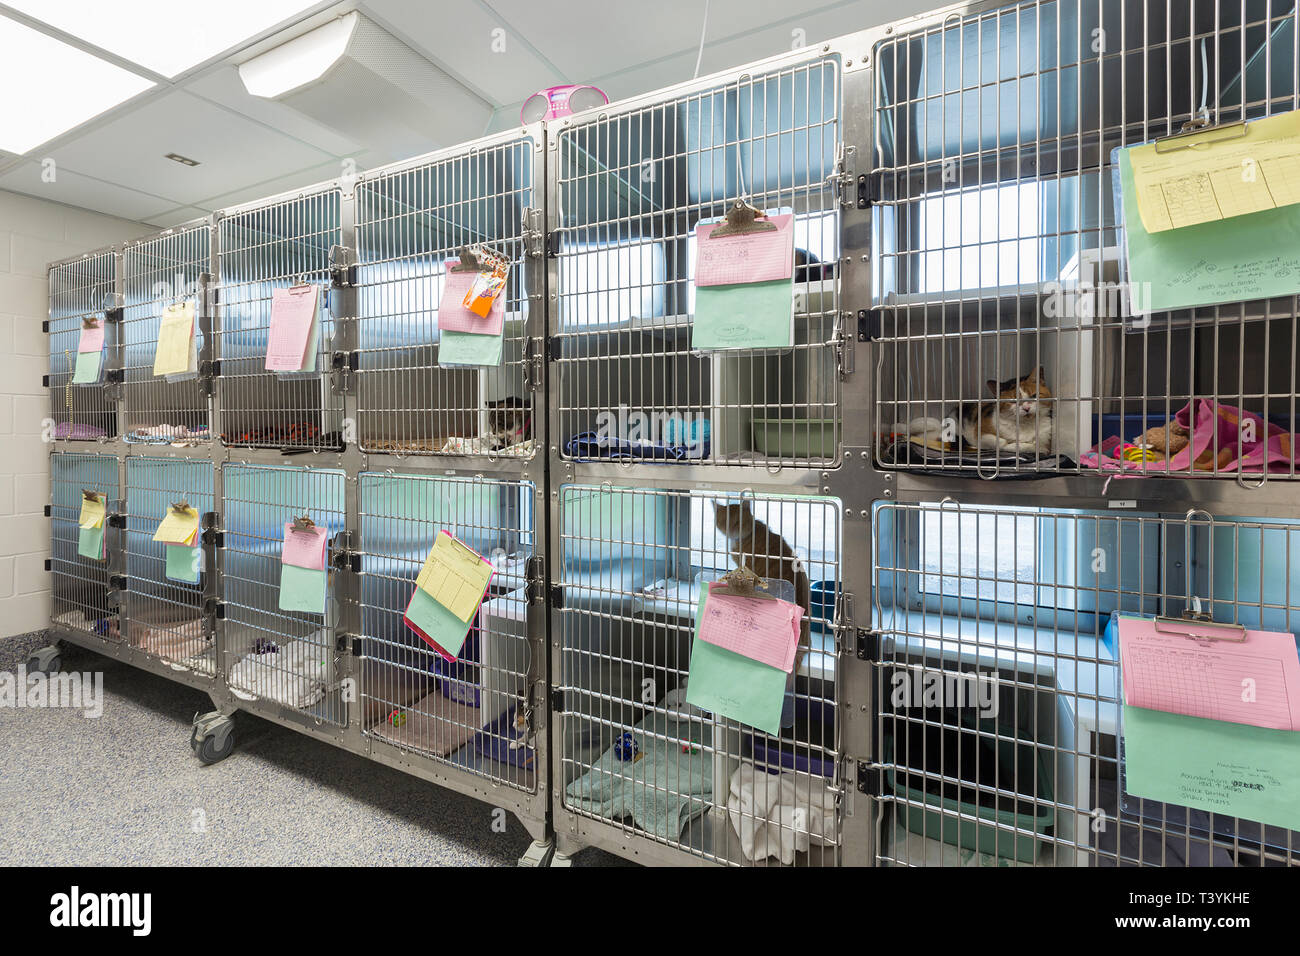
[523,207,545,257]
[329,244,357,288]
[524,337,544,390]
[525,555,545,604]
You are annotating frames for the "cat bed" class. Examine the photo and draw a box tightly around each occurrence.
[474,706,535,770]
[369,692,480,756]
[228,638,330,710]
[877,438,1073,476]
[130,616,209,663]
[565,432,709,462]
[124,424,209,445]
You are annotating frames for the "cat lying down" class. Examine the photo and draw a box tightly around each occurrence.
[892,369,1056,457]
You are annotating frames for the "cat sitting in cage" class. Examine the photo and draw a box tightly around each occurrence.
[486,397,531,450]
[898,368,1055,456]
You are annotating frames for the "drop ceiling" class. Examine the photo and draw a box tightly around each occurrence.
[0,0,934,228]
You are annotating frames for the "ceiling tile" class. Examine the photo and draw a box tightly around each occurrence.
[0,160,176,222]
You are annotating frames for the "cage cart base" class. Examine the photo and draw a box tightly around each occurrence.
[26,643,64,675]
[45,624,223,696]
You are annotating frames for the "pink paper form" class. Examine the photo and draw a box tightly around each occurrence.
[437,266,506,335]
[265,285,319,371]
[1118,616,1300,730]
[281,523,329,571]
[78,319,105,353]
[698,583,803,673]
[695,213,794,287]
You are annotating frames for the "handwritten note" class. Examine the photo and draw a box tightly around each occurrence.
[1118,616,1300,731]
[166,544,202,584]
[265,285,320,372]
[78,524,105,561]
[1130,110,1300,233]
[695,213,795,286]
[279,563,327,614]
[439,328,503,367]
[154,300,195,377]
[281,522,328,571]
[415,531,493,623]
[685,588,788,735]
[78,494,105,530]
[438,266,506,336]
[698,584,802,673]
[152,506,199,546]
[78,318,105,353]
[72,349,102,385]
[404,585,471,661]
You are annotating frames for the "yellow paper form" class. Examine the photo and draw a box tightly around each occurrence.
[78,494,105,530]
[153,300,196,377]
[1130,110,1300,233]
[153,505,200,545]
[415,532,492,623]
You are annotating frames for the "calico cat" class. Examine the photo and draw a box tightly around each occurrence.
[486,397,531,450]
[714,499,812,668]
[959,368,1055,454]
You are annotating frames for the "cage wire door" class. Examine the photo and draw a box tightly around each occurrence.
[50,453,120,639]
[221,463,347,724]
[873,500,1300,867]
[551,52,844,469]
[555,484,843,865]
[124,458,215,675]
[49,250,117,442]
[122,223,212,445]
[871,0,1300,480]
[355,133,539,458]
[358,472,539,791]
[217,187,344,451]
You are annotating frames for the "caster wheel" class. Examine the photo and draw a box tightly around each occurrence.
[195,732,234,765]
[27,654,61,674]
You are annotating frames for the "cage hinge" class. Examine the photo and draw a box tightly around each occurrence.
[856,762,883,796]
[200,359,222,379]
[43,504,51,517]
[547,336,563,362]
[106,513,126,529]
[105,368,125,385]
[549,584,564,609]
[108,574,128,590]
[856,628,881,662]
[855,172,879,210]
[334,633,352,654]
[329,245,357,288]
[332,548,361,573]
[331,350,359,373]
[545,231,561,259]
[350,635,362,657]
[524,337,544,390]
[523,207,545,257]
[41,320,50,334]
[42,374,50,388]
[103,307,124,324]
[44,557,52,572]
[857,310,882,342]
[550,688,565,714]
[204,598,226,620]
[202,528,224,548]
[525,555,545,604]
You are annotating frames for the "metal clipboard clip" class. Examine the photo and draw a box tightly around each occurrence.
[170,498,192,515]
[708,199,778,238]
[81,315,100,330]
[1152,612,1247,643]
[81,489,102,503]
[1153,117,1249,154]
[290,513,317,533]
[451,245,507,273]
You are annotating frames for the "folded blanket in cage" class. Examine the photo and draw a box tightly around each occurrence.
[130,617,208,663]
[229,638,329,710]
[565,432,709,462]
[728,762,839,865]
[125,424,210,444]
[54,422,107,441]
[1080,399,1299,475]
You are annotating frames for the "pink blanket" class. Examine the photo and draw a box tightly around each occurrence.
[1080,400,1299,475]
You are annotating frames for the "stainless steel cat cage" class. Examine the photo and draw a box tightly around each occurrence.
[47,248,118,443]
[871,0,1300,482]
[121,222,214,445]
[49,452,120,642]
[353,128,544,459]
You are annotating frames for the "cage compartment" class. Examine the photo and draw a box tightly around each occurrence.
[48,250,117,441]
[216,187,344,451]
[557,483,842,864]
[221,463,347,724]
[357,471,536,789]
[553,55,843,468]
[51,453,120,639]
[354,136,537,458]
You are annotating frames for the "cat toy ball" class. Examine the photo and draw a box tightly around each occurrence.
[614,732,637,761]
[388,709,407,728]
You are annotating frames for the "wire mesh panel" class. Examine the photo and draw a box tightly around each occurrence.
[217,188,343,451]
[222,463,346,724]
[122,224,211,444]
[557,484,842,864]
[874,500,1300,866]
[553,54,843,468]
[50,453,119,638]
[358,472,537,790]
[355,137,537,458]
[48,251,117,441]
[124,458,215,674]
[872,0,1300,480]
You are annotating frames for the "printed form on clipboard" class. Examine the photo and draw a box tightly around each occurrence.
[691,204,795,351]
[1117,614,1300,731]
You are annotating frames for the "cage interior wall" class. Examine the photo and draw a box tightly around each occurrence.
[221,463,347,724]
[358,472,537,790]
[50,452,119,638]
[557,484,843,864]
[553,54,843,468]
[48,251,117,441]
[355,137,537,457]
[873,500,1300,867]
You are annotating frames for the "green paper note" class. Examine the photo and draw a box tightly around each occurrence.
[1123,703,1300,832]
[692,277,794,351]
[1118,147,1300,312]
[404,586,472,658]
[684,589,787,735]
[72,349,102,384]
[77,524,104,561]
[279,563,327,614]
[165,544,201,584]
[439,329,503,367]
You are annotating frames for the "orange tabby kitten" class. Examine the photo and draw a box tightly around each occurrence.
[713,500,811,668]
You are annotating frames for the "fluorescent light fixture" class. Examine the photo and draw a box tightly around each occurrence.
[0,15,154,154]
[237,12,357,99]
[4,0,322,79]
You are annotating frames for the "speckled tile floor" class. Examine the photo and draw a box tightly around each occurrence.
[0,633,625,867]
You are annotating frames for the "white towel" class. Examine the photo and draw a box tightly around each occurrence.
[229,637,329,710]
[727,763,838,865]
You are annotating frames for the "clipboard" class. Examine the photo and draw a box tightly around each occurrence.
[450,245,507,273]
[708,199,778,239]
[1152,117,1249,154]
[1151,612,1247,643]
[290,513,317,534]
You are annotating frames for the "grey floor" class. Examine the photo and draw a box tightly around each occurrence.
[0,632,624,866]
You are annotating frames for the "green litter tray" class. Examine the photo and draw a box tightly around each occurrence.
[884,720,1055,864]
[750,417,837,458]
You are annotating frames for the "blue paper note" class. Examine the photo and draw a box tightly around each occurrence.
[165,544,202,584]
[77,524,105,561]
[684,588,787,735]
[279,563,327,614]
[439,329,503,367]
[692,278,794,351]
[404,585,472,658]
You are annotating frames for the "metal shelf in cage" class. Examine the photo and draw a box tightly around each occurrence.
[50,452,120,640]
